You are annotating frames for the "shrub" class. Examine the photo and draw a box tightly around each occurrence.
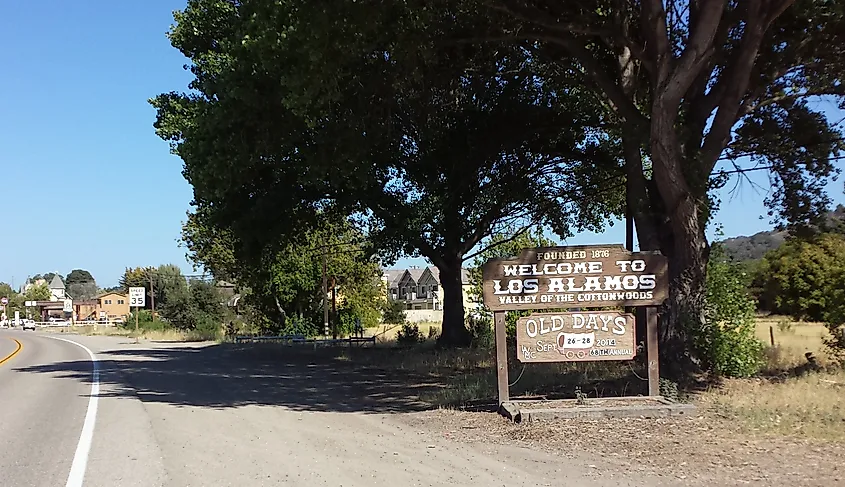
[467,314,493,349]
[396,323,423,346]
[696,246,765,377]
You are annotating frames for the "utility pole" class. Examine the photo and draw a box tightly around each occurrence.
[322,254,329,338]
[331,276,337,339]
[149,270,155,319]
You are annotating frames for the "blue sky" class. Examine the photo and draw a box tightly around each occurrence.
[0,1,843,288]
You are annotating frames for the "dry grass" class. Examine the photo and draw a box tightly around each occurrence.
[701,370,845,441]
[366,321,442,344]
[48,325,214,342]
[338,342,646,406]
[754,315,832,369]
[686,315,845,441]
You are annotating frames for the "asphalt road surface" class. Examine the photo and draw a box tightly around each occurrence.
[0,330,663,487]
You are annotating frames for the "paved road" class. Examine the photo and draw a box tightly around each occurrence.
[0,330,92,487]
[0,330,662,487]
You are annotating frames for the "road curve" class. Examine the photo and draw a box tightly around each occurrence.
[0,330,94,487]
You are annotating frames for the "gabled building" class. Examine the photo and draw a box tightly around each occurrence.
[381,265,479,320]
[48,275,66,301]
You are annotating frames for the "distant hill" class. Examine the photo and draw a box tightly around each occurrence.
[718,205,845,262]
[719,230,789,262]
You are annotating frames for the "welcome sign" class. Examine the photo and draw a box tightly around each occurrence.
[481,245,669,311]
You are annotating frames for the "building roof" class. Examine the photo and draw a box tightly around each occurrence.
[382,269,405,288]
[407,267,426,283]
[96,291,128,299]
[49,275,65,290]
[384,265,470,287]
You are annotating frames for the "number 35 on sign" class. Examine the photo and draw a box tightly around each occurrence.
[128,287,146,307]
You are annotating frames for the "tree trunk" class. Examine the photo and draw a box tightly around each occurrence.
[649,104,709,381]
[436,258,471,347]
[661,198,709,381]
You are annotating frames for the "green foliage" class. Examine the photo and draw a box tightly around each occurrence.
[381,298,407,326]
[753,233,845,364]
[756,233,845,321]
[468,227,558,339]
[151,0,626,346]
[0,283,25,318]
[120,264,188,311]
[396,323,424,346]
[124,310,171,332]
[696,245,765,377]
[24,283,51,301]
[466,314,493,349]
[182,209,384,338]
[158,280,227,338]
[65,269,98,300]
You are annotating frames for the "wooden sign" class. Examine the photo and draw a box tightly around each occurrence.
[515,311,636,362]
[481,244,668,311]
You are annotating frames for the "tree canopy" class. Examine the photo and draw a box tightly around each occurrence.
[182,209,386,336]
[152,0,627,344]
[153,0,845,368]
[65,269,98,300]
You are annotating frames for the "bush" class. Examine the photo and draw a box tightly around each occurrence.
[396,323,424,346]
[696,246,765,377]
[467,315,493,349]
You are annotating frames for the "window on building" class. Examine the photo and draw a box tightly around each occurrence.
[117,299,125,305]
[105,299,112,305]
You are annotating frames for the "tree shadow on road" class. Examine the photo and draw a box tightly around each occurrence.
[13,343,446,414]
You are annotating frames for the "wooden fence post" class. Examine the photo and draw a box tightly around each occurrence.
[494,311,509,405]
[646,307,660,397]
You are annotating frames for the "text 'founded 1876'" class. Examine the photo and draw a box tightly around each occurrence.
[481,245,668,312]
[515,311,636,363]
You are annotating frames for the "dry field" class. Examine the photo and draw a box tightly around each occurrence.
[46,324,208,342]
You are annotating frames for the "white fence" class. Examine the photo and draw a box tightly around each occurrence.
[0,320,120,328]
[405,309,443,323]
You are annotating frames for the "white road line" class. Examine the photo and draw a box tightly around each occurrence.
[47,336,100,487]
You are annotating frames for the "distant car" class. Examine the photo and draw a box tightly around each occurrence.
[22,319,36,331]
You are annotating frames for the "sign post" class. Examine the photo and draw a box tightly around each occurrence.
[129,287,146,334]
[481,244,669,406]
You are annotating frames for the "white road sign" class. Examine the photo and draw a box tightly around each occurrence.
[0,297,7,305]
[63,299,73,313]
[129,287,146,307]
[25,301,36,307]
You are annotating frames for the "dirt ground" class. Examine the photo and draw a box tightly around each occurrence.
[400,408,845,487]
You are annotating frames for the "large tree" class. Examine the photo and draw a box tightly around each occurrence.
[65,269,98,300]
[465,0,845,372]
[152,0,626,345]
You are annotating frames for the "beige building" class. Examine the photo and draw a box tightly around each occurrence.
[96,292,130,321]
[381,266,479,322]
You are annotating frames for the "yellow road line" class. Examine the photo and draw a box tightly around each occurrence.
[0,339,22,366]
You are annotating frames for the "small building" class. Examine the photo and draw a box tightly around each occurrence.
[48,275,66,301]
[381,265,479,323]
[96,292,129,321]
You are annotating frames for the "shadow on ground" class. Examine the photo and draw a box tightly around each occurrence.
[13,343,444,414]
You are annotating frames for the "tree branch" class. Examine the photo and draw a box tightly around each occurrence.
[700,0,795,174]
[463,225,532,262]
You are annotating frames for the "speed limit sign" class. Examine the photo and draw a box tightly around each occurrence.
[128,287,146,307]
